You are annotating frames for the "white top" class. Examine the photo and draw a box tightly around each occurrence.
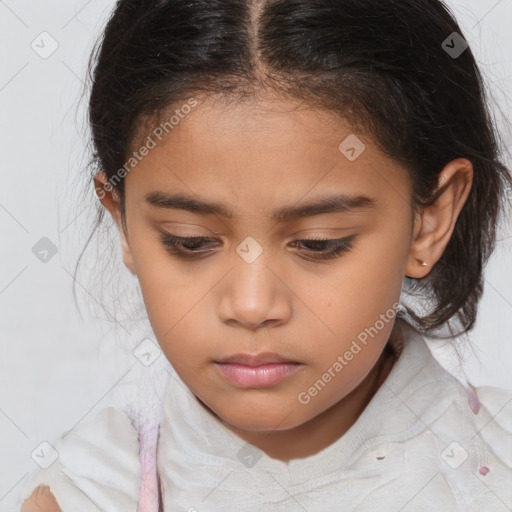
[14,321,512,512]
[13,406,142,511]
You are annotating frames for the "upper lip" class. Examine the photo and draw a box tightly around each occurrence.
[215,352,299,366]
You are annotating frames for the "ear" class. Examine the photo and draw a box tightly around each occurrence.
[405,158,473,279]
[93,172,136,275]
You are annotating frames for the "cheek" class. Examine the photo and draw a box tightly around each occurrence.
[305,238,404,339]
[345,227,408,308]
[129,226,187,300]
[128,236,204,349]
[297,233,405,384]
[136,272,206,354]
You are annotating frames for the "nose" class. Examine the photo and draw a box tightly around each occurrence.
[217,258,291,330]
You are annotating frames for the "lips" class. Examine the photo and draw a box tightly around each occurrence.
[214,352,303,387]
[214,351,299,366]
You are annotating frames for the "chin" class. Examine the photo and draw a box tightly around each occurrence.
[215,404,306,433]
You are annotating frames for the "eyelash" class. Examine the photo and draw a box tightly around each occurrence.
[157,232,356,261]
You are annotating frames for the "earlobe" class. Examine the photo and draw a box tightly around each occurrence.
[405,158,473,279]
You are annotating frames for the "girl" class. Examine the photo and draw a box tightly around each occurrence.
[17,0,512,511]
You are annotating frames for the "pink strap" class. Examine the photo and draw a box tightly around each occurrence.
[137,423,161,512]
[464,383,481,415]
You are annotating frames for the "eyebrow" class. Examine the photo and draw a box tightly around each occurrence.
[145,191,376,223]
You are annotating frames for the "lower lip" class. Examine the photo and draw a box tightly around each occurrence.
[214,362,302,388]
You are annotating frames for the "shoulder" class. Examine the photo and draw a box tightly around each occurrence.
[394,329,512,508]
[433,382,512,509]
[16,407,142,512]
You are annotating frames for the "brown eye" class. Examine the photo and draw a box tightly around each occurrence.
[290,235,356,260]
[158,233,219,257]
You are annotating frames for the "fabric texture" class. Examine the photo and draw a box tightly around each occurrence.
[14,320,512,512]
[13,406,142,511]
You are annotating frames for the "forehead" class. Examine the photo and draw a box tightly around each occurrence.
[154,95,357,149]
[125,96,411,218]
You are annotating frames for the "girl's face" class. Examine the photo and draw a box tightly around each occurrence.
[111,97,420,433]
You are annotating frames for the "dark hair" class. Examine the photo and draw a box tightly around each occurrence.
[80,0,512,339]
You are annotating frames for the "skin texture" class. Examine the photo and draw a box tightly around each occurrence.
[95,95,473,462]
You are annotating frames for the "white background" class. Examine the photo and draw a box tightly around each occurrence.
[1,1,511,510]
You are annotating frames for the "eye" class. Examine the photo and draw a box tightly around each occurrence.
[158,232,356,261]
[289,235,356,260]
[158,233,219,258]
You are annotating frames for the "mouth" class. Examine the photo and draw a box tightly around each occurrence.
[214,352,303,388]
[215,351,300,366]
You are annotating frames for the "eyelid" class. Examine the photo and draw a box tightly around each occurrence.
[158,231,354,243]
[157,222,220,236]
